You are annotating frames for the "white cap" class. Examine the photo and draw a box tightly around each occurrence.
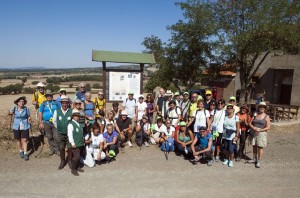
[37,82,45,87]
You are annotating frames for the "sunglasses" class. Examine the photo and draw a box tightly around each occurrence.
[206,94,211,96]
[210,104,216,106]
[75,103,81,105]
[107,123,113,126]
[80,87,85,88]
[229,100,235,102]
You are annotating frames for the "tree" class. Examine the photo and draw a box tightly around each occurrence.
[21,77,27,83]
[86,83,91,91]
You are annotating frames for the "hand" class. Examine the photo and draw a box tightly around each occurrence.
[72,144,76,148]
[32,101,37,105]
[28,117,32,123]
[39,123,44,130]
[233,136,238,142]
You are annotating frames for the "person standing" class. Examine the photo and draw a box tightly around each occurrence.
[122,91,137,134]
[55,88,73,107]
[155,88,166,119]
[32,82,46,113]
[145,93,155,124]
[39,90,60,155]
[162,90,178,120]
[74,82,86,102]
[204,90,215,110]
[136,95,147,122]
[93,91,106,119]
[53,95,73,170]
[179,92,190,122]
[9,96,31,161]
[228,96,240,114]
[187,100,210,134]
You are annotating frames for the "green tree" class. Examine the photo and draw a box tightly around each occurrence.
[21,77,27,83]
[86,83,91,91]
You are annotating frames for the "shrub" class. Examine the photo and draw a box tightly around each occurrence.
[92,83,101,89]
[31,81,39,85]
[69,83,73,88]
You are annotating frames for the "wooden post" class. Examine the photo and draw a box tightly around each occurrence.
[102,61,107,100]
[140,63,144,94]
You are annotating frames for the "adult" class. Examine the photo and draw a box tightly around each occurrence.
[222,104,240,168]
[53,95,73,170]
[136,95,147,122]
[174,92,181,105]
[72,99,86,129]
[188,92,202,130]
[103,111,115,132]
[228,96,240,114]
[145,93,155,124]
[155,88,166,118]
[122,91,137,131]
[39,90,60,155]
[67,110,84,176]
[204,90,215,110]
[103,124,119,161]
[248,102,270,168]
[83,92,96,127]
[74,82,86,102]
[162,90,178,120]
[179,92,190,122]
[166,100,181,127]
[112,102,121,121]
[187,100,210,134]
[135,115,151,147]
[211,99,226,162]
[32,82,46,112]
[55,88,72,106]
[150,117,167,144]
[9,96,31,160]
[160,120,175,152]
[236,104,251,161]
[208,100,217,120]
[174,121,194,157]
[115,110,133,147]
[190,126,214,166]
[83,123,106,168]
[93,91,106,118]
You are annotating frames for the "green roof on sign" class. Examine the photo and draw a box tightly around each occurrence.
[92,50,156,64]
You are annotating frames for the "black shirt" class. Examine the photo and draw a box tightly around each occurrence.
[157,96,167,112]
[116,117,131,131]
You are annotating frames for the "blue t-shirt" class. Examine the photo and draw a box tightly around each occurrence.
[84,102,94,117]
[103,130,118,145]
[11,106,31,130]
[39,101,60,122]
[199,133,212,150]
[74,91,86,102]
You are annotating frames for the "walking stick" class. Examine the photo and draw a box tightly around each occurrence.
[164,139,168,160]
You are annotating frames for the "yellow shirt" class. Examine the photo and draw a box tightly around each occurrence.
[93,98,106,110]
[32,92,46,107]
[189,102,198,117]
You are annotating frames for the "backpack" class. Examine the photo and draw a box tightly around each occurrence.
[13,106,29,119]
[166,106,180,120]
[125,98,136,103]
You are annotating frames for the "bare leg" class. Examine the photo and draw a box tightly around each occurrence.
[21,138,28,153]
[16,139,22,151]
[257,146,263,160]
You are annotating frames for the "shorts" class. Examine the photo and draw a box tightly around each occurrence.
[250,132,267,148]
[213,132,223,146]
[223,139,234,154]
[13,129,29,139]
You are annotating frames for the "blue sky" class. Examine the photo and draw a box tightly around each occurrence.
[0,0,184,68]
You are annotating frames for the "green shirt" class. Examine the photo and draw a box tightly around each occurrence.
[57,108,73,134]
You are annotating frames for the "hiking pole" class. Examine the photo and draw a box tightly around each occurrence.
[164,139,168,160]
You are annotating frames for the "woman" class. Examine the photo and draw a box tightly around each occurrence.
[135,115,151,147]
[103,124,119,161]
[211,99,226,162]
[150,118,167,144]
[9,96,31,161]
[160,120,175,152]
[83,123,106,167]
[187,100,210,134]
[166,100,181,128]
[222,104,240,168]
[236,104,251,161]
[112,102,121,121]
[73,99,86,129]
[67,110,85,176]
[136,95,147,122]
[248,102,270,168]
[174,121,194,157]
[103,111,115,132]
[145,93,155,124]
[208,100,217,120]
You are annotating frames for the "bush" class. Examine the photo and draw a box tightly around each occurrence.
[21,77,27,83]
[45,84,60,92]
[92,83,101,89]
[69,83,73,88]
[86,84,91,91]
[23,87,34,94]
[31,81,39,85]
[46,77,62,85]
[0,83,24,94]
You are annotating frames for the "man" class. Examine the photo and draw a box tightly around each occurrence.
[179,92,190,122]
[155,88,166,118]
[190,126,214,166]
[162,90,178,120]
[122,91,137,132]
[32,82,46,117]
[55,88,72,106]
[204,90,215,110]
[93,91,106,118]
[74,82,86,102]
[174,92,181,105]
[39,90,60,155]
[53,95,73,170]
[115,110,133,147]
[228,96,240,114]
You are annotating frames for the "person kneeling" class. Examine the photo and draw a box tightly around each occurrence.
[68,110,85,176]
[103,124,119,162]
[83,124,106,167]
[135,116,151,147]
[190,126,214,166]
[160,120,175,152]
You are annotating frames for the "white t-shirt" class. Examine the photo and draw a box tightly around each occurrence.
[224,115,239,140]
[180,100,190,119]
[164,126,175,137]
[136,102,147,121]
[138,122,150,132]
[167,107,181,126]
[193,109,210,132]
[212,110,226,133]
[122,98,136,118]
[153,123,167,133]
[85,133,104,154]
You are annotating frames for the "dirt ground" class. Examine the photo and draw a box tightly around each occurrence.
[0,94,300,198]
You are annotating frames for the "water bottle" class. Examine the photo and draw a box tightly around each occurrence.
[184,147,188,154]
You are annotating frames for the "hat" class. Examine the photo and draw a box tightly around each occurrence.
[109,150,116,157]
[165,90,173,96]
[98,91,103,95]
[142,115,148,120]
[120,110,128,116]
[179,121,186,126]
[240,104,249,112]
[78,82,86,87]
[74,99,81,104]
[197,126,207,131]
[139,95,144,99]
[60,95,69,102]
[71,109,81,117]
[183,92,189,96]
[257,101,267,108]
[205,90,212,95]
[59,88,66,92]
[198,95,203,100]
[37,82,45,87]
[14,96,27,105]
[128,91,134,95]
[229,96,236,101]
[45,89,53,96]
[174,92,180,96]
[226,103,234,108]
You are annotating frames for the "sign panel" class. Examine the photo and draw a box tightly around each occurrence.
[108,71,141,101]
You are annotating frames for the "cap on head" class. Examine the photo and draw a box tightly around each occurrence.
[179,121,186,126]
[60,95,69,102]
[37,82,45,87]
[59,88,66,92]
[205,90,212,95]
[128,91,134,95]
[229,96,236,101]
[183,92,189,96]
[227,103,234,108]
[197,126,207,131]
[71,109,80,117]
[98,91,103,95]
[257,101,267,108]
[45,89,53,96]
[139,95,144,99]
[120,110,128,116]
[174,92,180,96]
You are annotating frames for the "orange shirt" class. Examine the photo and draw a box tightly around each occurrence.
[237,113,251,132]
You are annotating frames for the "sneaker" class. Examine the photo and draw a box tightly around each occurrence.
[255,161,261,168]
[207,160,214,166]
[190,158,200,164]
[19,151,24,158]
[215,156,220,162]
[126,141,133,147]
[144,142,149,147]
[247,158,256,164]
[236,156,241,162]
[222,159,229,165]
[228,160,234,167]
[24,154,29,161]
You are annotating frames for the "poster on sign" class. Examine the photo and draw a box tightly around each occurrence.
[108,71,141,101]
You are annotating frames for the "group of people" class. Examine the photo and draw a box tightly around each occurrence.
[8,82,270,176]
